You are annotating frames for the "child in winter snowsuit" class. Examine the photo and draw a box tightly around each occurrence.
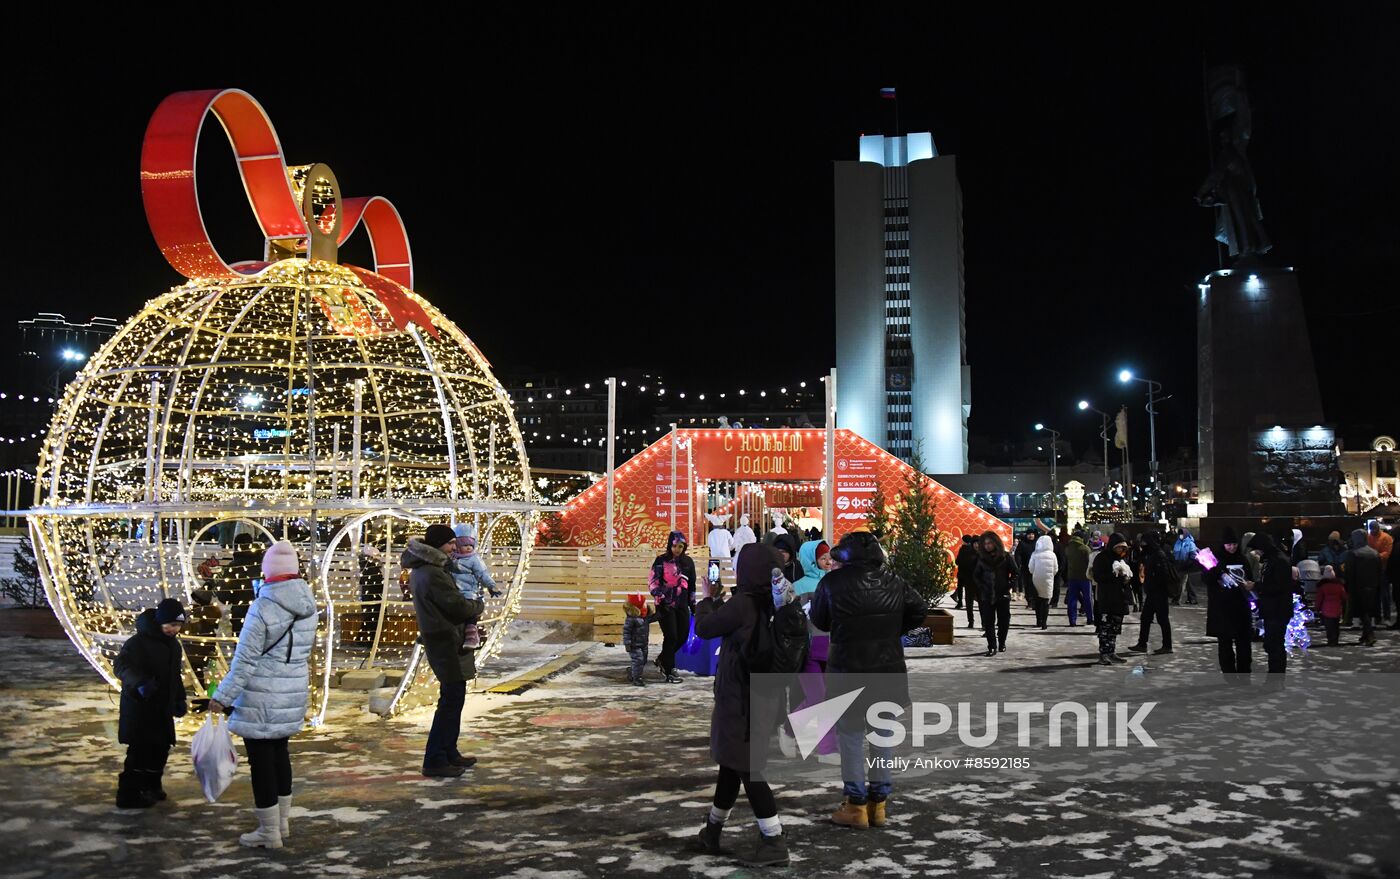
[1314,566,1347,647]
[450,524,502,649]
[623,595,658,685]
[113,597,188,808]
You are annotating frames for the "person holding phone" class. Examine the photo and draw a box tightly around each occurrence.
[1204,528,1253,675]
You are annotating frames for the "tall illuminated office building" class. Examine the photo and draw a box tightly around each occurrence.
[833,133,969,472]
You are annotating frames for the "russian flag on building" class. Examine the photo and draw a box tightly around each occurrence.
[879,87,897,99]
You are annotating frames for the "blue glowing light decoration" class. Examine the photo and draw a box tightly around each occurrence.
[1286,594,1314,653]
[252,428,292,440]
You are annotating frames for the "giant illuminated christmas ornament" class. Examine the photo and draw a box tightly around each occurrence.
[29,89,536,721]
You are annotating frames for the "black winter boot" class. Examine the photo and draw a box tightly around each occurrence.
[739,831,790,867]
[116,772,155,809]
[141,771,167,801]
[694,817,726,854]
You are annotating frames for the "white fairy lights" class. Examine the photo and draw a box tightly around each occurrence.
[29,259,537,722]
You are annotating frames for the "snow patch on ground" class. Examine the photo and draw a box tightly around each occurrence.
[850,855,917,878]
[296,806,388,824]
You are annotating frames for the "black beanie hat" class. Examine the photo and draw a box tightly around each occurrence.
[1220,526,1239,545]
[425,524,457,548]
[155,598,186,625]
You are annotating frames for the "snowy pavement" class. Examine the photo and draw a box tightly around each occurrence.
[0,600,1396,878]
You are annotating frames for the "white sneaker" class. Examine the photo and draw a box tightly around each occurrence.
[239,805,284,849]
[778,728,797,758]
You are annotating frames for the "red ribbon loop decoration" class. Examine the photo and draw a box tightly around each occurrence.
[140,89,434,336]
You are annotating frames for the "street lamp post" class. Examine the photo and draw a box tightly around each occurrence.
[1078,400,1111,496]
[1034,423,1061,514]
[1119,370,1164,520]
[52,348,87,404]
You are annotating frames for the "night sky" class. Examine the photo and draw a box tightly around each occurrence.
[12,7,1396,466]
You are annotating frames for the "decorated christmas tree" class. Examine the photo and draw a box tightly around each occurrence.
[884,445,956,608]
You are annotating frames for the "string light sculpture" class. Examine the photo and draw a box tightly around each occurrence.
[1286,593,1313,653]
[28,89,536,723]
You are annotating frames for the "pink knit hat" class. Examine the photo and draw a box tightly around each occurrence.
[261,540,300,578]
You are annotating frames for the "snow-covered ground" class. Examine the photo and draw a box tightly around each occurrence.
[0,599,1395,877]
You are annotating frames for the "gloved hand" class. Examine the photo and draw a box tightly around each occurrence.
[488,587,504,598]
[136,680,158,700]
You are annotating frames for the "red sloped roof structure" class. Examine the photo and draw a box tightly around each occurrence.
[541,428,1012,550]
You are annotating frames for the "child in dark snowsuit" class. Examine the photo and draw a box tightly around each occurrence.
[113,597,189,808]
[623,594,657,685]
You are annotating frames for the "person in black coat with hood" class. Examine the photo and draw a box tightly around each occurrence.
[810,531,927,829]
[1129,531,1176,655]
[113,598,188,808]
[1248,532,1302,672]
[770,532,805,586]
[1204,528,1253,674]
[954,534,979,626]
[972,531,1017,655]
[692,543,789,867]
[1014,530,1036,606]
[649,531,697,683]
[1092,533,1134,665]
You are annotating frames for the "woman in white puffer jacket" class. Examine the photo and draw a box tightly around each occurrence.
[1028,535,1059,630]
[210,540,318,850]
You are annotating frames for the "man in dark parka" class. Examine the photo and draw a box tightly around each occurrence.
[810,531,927,829]
[404,524,484,778]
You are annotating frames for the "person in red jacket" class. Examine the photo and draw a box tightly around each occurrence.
[1314,565,1348,647]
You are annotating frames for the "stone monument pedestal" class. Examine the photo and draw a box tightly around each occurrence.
[1196,267,1344,535]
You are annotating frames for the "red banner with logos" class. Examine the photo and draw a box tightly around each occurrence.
[545,429,1011,551]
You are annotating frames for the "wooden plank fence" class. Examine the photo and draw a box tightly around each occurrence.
[519,547,734,624]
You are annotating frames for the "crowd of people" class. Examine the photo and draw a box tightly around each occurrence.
[108,512,1393,865]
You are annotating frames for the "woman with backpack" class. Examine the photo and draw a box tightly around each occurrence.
[208,540,318,849]
[692,543,792,867]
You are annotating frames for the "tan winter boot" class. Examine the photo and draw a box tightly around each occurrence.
[278,795,292,839]
[831,797,870,828]
[239,805,284,849]
[867,799,888,827]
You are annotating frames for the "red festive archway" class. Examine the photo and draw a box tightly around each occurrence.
[542,428,1012,550]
